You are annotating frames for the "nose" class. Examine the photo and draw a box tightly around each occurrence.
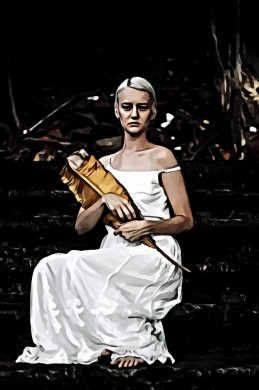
[131,105,139,118]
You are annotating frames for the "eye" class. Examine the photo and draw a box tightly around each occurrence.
[122,105,132,111]
[139,106,149,110]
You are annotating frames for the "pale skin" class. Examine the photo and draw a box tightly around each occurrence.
[75,86,194,368]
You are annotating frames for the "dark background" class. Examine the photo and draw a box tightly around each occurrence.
[1,3,259,388]
[1,0,259,162]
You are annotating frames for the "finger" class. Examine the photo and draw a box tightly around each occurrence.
[128,202,137,219]
[123,204,136,219]
[113,207,124,221]
[110,208,121,220]
[121,199,136,219]
[120,204,137,221]
[120,208,131,221]
[113,223,124,233]
[113,228,120,236]
[129,206,137,219]
[120,207,132,221]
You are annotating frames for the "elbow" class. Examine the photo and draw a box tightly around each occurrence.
[179,214,193,232]
[186,216,194,231]
[75,222,88,235]
[75,225,83,235]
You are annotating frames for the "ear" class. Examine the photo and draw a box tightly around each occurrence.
[150,109,157,121]
[114,108,120,119]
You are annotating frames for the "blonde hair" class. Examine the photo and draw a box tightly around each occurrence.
[114,76,157,116]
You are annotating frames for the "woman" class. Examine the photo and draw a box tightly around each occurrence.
[16,77,193,368]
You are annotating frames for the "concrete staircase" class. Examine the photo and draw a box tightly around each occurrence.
[1,159,259,389]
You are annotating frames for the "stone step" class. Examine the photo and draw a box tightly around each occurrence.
[1,214,258,237]
[1,161,259,190]
[0,220,258,281]
[1,251,259,304]
[181,162,259,192]
[1,354,259,390]
[2,189,259,215]
[0,237,258,270]
[1,301,259,364]
[0,216,105,245]
[0,217,258,302]
[1,162,67,191]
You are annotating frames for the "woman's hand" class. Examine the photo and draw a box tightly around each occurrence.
[102,193,137,221]
[114,220,151,242]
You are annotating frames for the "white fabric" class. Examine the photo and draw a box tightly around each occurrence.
[16,162,183,365]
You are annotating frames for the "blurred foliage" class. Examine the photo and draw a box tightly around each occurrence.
[1,0,259,162]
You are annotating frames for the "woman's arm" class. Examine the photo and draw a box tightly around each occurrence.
[75,199,105,235]
[156,147,193,234]
[75,192,137,235]
[151,168,194,234]
[113,171,193,242]
[114,149,193,241]
[75,154,137,235]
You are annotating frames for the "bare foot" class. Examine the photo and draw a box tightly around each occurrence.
[101,349,111,356]
[98,349,111,358]
[110,356,144,368]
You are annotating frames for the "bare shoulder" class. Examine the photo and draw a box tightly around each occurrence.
[99,152,118,169]
[151,145,179,170]
[99,155,110,168]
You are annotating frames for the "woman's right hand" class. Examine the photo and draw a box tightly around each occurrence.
[101,193,137,221]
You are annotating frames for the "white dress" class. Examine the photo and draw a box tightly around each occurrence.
[16,160,183,365]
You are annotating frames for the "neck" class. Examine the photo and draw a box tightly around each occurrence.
[122,132,151,152]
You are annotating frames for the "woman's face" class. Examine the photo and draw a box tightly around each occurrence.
[116,87,155,136]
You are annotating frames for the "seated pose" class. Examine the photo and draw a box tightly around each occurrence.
[16,76,193,368]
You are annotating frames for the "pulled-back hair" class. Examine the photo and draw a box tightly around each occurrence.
[114,76,157,116]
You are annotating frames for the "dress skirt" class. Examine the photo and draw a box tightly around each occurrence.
[16,226,182,365]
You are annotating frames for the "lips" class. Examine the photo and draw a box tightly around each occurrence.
[128,122,140,125]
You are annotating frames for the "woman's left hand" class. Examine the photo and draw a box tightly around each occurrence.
[114,220,150,242]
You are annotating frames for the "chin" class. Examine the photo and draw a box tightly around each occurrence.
[125,128,146,137]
